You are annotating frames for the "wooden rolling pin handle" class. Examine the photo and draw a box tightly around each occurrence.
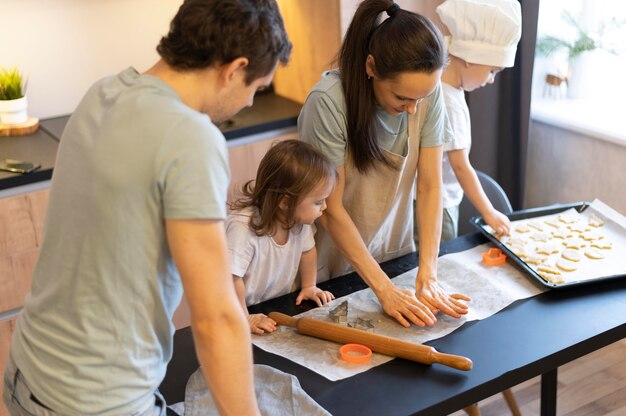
[431,351,473,371]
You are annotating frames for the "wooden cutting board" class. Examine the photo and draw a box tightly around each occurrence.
[0,117,40,137]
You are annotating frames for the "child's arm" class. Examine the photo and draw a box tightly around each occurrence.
[233,275,277,334]
[296,247,335,307]
[448,149,511,236]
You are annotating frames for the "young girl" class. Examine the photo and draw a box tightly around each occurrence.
[226,139,337,334]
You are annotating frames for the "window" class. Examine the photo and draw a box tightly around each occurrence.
[531,0,626,144]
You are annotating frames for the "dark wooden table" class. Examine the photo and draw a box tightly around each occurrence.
[160,233,626,415]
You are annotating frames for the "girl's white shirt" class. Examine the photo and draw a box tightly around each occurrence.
[225,206,315,305]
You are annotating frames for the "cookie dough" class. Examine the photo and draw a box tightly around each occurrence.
[551,228,573,239]
[562,238,586,249]
[530,232,551,242]
[585,248,605,259]
[525,254,546,265]
[556,258,578,272]
[588,213,605,227]
[569,223,590,233]
[508,244,528,258]
[536,243,560,255]
[539,272,565,284]
[580,231,603,241]
[558,214,579,224]
[508,237,527,246]
[590,240,612,249]
[561,249,581,262]
[545,218,561,228]
[538,263,561,275]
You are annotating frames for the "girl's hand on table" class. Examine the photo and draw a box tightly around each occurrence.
[248,313,277,334]
[296,286,335,307]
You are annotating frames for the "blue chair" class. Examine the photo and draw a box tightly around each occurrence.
[457,170,513,236]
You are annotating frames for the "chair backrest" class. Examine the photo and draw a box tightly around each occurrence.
[457,170,513,235]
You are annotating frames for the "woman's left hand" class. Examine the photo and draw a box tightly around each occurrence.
[415,272,470,318]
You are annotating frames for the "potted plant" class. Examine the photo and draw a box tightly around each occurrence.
[536,11,622,98]
[0,67,28,125]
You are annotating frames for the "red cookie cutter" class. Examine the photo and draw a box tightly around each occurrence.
[482,248,507,266]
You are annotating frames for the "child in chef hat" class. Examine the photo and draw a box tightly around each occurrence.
[432,0,522,240]
[433,2,523,415]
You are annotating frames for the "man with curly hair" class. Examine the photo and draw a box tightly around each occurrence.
[3,1,291,415]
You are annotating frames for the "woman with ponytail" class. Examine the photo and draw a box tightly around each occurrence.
[298,0,470,328]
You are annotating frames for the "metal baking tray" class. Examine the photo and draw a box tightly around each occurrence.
[470,202,626,289]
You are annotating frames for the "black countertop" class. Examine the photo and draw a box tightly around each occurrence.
[41,92,302,142]
[0,129,58,191]
[160,233,626,415]
[0,93,301,192]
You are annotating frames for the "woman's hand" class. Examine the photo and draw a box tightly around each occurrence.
[415,272,470,318]
[248,313,277,335]
[484,209,511,237]
[296,286,335,307]
[376,284,438,328]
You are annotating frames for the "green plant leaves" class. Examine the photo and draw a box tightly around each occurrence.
[0,67,26,100]
[535,10,623,60]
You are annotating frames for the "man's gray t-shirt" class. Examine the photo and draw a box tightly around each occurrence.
[11,67,230,415]
[298,70,452,167]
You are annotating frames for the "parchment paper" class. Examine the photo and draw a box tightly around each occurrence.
[252,243,546,381]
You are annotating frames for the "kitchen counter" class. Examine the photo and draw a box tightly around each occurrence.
[41,92,302,142]
[0,129,58,192]
[0,92,301,194]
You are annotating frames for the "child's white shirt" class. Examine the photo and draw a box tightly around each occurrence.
[226,206,316,306]
[441,82,472,208]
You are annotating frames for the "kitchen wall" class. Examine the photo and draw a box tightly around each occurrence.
[524,121,626,214]
[1,0,446,119]
[0,0,182,119]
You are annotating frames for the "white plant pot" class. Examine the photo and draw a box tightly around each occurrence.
[0,96,28,124]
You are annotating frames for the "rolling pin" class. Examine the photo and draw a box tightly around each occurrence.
[268,312,472,371]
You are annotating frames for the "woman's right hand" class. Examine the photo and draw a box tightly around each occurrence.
[248,313,277,335]
[376,284,437,328]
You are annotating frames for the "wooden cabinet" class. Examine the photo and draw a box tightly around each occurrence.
[273,0,342,104]
[0,318,16,416]
[0,189,48,314]
[0,188,48,415]
[226,130,299,203]
[272,0,444,105]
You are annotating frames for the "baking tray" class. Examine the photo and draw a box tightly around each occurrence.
[470,201,626,289]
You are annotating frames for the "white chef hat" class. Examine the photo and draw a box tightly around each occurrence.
[436,0,522,68]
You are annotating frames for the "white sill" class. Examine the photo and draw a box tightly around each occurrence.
[531,99,626,148]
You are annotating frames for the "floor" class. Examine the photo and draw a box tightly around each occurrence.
[449,339,626,416]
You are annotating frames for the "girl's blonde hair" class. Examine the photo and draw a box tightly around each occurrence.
[231,139,337,236]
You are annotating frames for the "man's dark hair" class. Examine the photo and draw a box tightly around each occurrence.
[157,0,292,84]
